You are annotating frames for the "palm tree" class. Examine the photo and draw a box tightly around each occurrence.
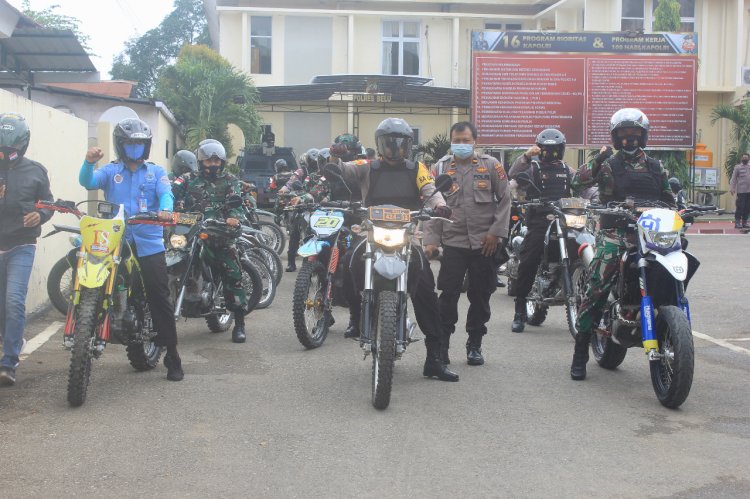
[412,133,451,165]
[711,100,750,177]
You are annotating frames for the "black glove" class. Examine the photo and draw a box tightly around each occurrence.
[433,205,452,219]
[594,146,613,165]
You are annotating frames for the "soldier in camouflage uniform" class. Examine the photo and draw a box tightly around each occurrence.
[570,108,675,381]
[173,140,250,343]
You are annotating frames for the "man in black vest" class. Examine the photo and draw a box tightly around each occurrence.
[508,128,574,333]
[334,118,458,382]
[570,108,675,381]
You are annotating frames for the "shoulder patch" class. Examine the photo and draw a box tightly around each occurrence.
[160,175,171,185]
[173,177,184,186]
[354,159,368,166]
[416,163,434,190]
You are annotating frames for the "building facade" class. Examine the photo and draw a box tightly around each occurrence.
[205,0,749,207]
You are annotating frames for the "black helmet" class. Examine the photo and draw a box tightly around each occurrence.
[113,118,152,162]
[172,150,198,176]
[334,133,361,161]
[274,158,289,174]
[610,108,650,152]
[303,148,320,173]
[0,113,30,166]
[374,118,413,162]
[196,141,227,178]
[535,128,566,162]
[668,177,682,194]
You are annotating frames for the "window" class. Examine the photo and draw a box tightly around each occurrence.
[652,0,695,31]
[485,22,523,30]
[165,140,170,159]
[250,16,272,74]
[411,127,420,148]
[382,21,420,76]
[621,0,645,31]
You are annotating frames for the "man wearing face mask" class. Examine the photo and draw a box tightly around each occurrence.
[729,152,750,229]
[172,140,250,343]
[423,121,511,366]
[507,128,574,333]
[569,108,674,381]
[79,118,184,381]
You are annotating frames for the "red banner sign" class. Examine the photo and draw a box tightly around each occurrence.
[473,52,696,149]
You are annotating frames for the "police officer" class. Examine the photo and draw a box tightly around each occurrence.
[508,128,574,333]
[173,140,250,343]
[79,118,184,381]
[335,118,458,381]
[570,108,675,380]
[423,121,511,366]
[730,152,750,229]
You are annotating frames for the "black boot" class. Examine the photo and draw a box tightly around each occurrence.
[570,332,591,380]
[512,298,527,333]
[423,344,459,382]
[344,317,360,338]
[735,220,743,229]
[285,251,297,272]
[163,350,184,381]
[232,312,246,343]
[466,336,484,366]
[441,335,451,365]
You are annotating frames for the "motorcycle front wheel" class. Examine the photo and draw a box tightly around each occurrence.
[292,260,329,349]
[566,263,587,339]
[241,259,263,313]
[48,256,74,315]
[67,287,101,407]
[372,291,398,410]
[650,306,694,409]
[256,221,286,255]
[246,255,276,309]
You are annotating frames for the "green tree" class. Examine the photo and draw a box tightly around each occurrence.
[711,101,750,177]
[111,0,209,97]
[653,0,682,32]
[412,133,451,165]
[21,1,91,52]
[155,44,261,160]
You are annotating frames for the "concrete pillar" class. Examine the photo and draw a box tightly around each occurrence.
[242,13,249,73]
[452,17,459,88]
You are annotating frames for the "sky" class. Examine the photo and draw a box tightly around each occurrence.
[8,0,177,77]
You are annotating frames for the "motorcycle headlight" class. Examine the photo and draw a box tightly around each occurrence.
[170,234,188,249]
[372,226,406,248]
[564,214,587,229]
[646,230,680,250]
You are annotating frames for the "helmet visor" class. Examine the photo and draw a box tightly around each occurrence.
[376,135,413,162]
[197,142,226,162]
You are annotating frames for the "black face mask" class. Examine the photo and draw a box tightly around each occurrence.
[0,147,20,169]
[742,159,749,165]
[621,135,642,154]
[202,165,222,179]
[539,146,561,163]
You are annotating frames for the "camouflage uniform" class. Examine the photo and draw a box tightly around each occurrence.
[173,171,248,313]
[572,151,673,336]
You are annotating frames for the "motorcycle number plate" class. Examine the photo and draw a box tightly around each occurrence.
[369,206,410,223]
[175,213,201,225]
[310,210,344,236]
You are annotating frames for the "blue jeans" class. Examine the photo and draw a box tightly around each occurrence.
[0,245,36,369]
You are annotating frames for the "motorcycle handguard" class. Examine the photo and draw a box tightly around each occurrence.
[298,238,330,258]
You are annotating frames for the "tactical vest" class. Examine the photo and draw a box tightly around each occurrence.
[609,153,663,202]
[365,160,420,210]
[533,160,570,201]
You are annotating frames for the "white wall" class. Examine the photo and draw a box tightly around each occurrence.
[0,90,89,314]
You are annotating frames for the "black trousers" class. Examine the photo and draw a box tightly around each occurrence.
[437,245,497,341]
[287,212,303,264]
[736,193,750,223]
[137,251,178,349]
[344,242,445,351]
[515,216,550,302]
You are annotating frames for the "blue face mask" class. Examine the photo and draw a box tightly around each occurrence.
[451,143,474,160]
[123,143,146,161]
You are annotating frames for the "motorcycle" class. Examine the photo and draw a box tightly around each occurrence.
[241,189,286,255]
[292,200,357,349]
[340,170,453,410]
[585,199,704,408]
[35,199,174,407]
[168,199,263,332]
[43,224,83,315]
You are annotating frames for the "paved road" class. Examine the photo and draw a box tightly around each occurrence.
[1,237,748,498]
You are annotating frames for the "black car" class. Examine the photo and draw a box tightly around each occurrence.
[239,146,296,207]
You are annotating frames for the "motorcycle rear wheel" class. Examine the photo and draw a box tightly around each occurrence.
[247,255,276,309]
[650,306,694,409]
[526,301,548,326]
[206,312,233,333]
[372,291,398,410]
[67,287,101,407]
[591,330,628,369]
[292,261,329,349]
[242,259,263,313]
[125,302,163,371]
[48,256,73,315]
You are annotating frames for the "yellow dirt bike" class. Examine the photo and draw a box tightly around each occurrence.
[37,200,176,407]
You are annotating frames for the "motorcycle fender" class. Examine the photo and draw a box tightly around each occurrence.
[298,238,329,258]
[373,254,407,280]
[77,260,111,288]
[652,251,688,281]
